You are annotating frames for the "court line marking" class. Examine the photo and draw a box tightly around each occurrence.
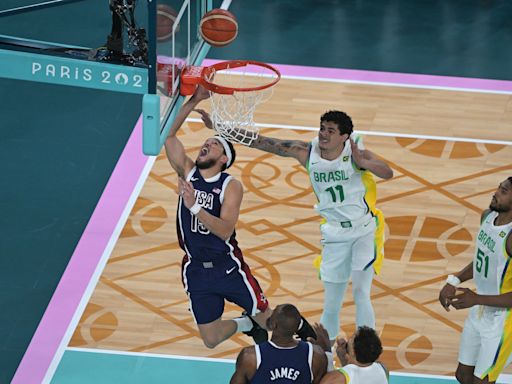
[65,347,512,382]
[276,74,512,95]
[203,59,512,94]
[20,62,509,383]
[186,118,512,146]
[203,69,512,95]
[42,154,156,383]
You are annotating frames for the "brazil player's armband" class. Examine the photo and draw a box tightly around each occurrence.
[373,209,385,275]
[313,255,322,279]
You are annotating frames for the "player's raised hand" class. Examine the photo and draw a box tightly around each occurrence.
[194,109,214,130]
[191,84,210,102]
[350,138,365,168]
[308,323,331,352]
[449,287,479,310]
[178,177,197,209]
[439,283,457,311]
[334,337,350,366]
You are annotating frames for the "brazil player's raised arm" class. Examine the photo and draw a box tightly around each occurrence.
[164,87,210,177]
[194,109,310,167]
[230,347,256,384]
[349,138,393,179]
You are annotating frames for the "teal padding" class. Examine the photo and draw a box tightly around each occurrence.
[390,375,456,384]
[52,350,462,384]
[0,48,148,94]
[0,34,89,49]
[142,94,161,155]
[51,350,233,384]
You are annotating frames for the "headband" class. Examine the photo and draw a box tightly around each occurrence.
[213,136,233,168]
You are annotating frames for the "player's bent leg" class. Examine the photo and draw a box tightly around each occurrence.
[320,280,349,341]
[472,376,492,384]
[351,268,375,328]
[197,318,237,349]
[252,306,272,328]
[455,363,475,384]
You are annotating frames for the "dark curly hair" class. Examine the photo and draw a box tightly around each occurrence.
[320,110,353,135]
[353,326,383,364]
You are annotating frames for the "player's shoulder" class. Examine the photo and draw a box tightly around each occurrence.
[319,370,347,384]
[311,343,326,357]
[224,176,243,191]
[238,345,256,362]
[481,209,493,223]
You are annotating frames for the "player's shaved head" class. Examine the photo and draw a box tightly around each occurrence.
[268,304,302,337]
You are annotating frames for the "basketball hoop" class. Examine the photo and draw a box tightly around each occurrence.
[180,60,281,146]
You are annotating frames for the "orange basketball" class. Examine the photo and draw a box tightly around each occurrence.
[199,9,238,47]
[157,4,178,42]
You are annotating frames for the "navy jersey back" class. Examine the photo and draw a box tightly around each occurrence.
[177,167,239,262]
[251,341,313,384]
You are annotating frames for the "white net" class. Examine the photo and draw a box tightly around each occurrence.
[205,62,279,146]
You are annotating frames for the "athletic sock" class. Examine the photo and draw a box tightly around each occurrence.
[234,316,253,333]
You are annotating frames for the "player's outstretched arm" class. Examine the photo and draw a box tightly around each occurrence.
[250,135,310,167]
[311,344,328,384]
[194,109,310,167]
[164,86,209,177]
[230,347,256,384]
[350,138,393,179]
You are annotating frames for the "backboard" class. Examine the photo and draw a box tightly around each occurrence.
[143,0,226,156]
[0,0,228,155]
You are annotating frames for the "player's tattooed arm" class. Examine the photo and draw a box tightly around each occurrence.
[251,135,310,166]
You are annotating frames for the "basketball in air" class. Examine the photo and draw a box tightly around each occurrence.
[157,4,179,42]
[199,9,238,47]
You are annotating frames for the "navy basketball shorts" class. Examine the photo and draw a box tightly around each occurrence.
[181,255,269,324]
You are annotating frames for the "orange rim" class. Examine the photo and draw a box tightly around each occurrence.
[200,60,281,95]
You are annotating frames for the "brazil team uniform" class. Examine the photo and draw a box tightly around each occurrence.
[337,362,388,383]
[458,211,512,381]
[307,135,385,283]
[251,340,314,383]
[178,167,268,324]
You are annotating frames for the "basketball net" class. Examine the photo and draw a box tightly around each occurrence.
[181,61,280,146]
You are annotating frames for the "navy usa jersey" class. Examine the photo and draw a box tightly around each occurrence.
[251,341,313,383]
[177,167,240,262]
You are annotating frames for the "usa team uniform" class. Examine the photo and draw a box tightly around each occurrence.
[178,167,268,324]
[458,211,512,381]
[307,135,385,283]
[251,340,314,383]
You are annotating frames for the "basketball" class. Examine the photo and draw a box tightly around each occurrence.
[199,9,238,47]
[157,4,178,42]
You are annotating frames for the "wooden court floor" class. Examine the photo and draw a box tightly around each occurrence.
[69,77,512,376]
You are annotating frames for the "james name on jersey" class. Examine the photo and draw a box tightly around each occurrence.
[269,366,301,381]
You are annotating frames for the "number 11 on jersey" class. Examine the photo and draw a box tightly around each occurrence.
[325,185,345,202]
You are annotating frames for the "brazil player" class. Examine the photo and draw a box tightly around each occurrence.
[319,326,388,384]
[196,108,393,342]
[439,177,512,384]
[230,304,328,384]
